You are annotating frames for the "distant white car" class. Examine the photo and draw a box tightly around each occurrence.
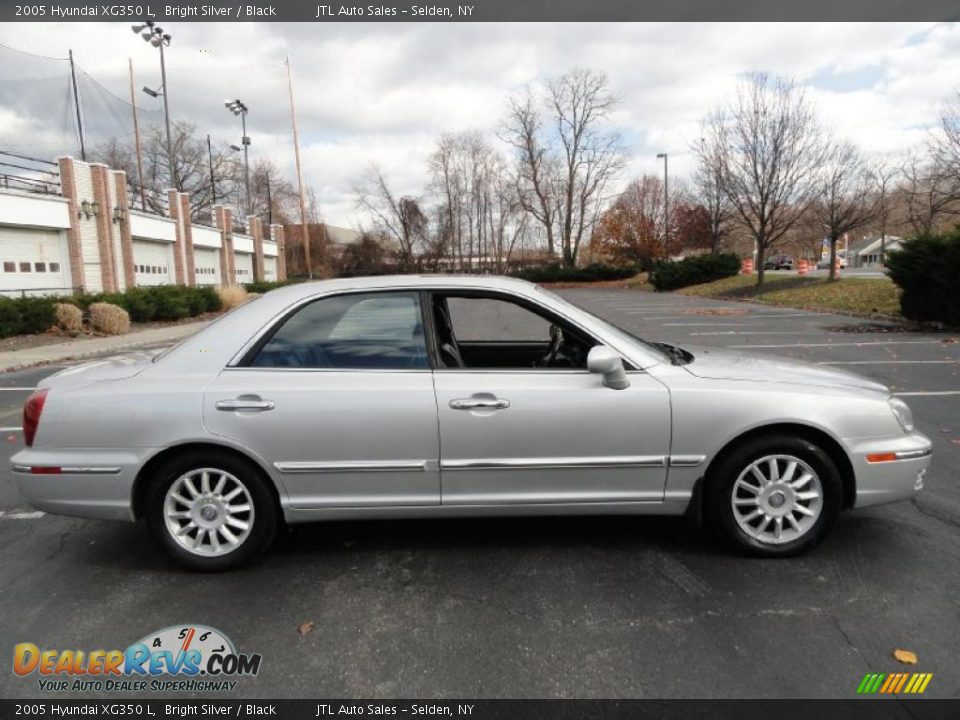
[817,256,847,270]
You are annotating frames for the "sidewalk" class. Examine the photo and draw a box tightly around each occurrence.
[0,321,209,372]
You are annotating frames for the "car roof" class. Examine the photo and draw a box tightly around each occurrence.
[259,274,538,302]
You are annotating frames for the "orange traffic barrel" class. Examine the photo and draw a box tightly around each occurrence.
[741,258,754,275]
[798,259,808,275]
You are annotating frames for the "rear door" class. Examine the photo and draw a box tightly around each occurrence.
[203,290,440,508]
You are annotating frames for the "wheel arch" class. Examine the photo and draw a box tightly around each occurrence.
[132,442,283,520]
[702,422,856,510]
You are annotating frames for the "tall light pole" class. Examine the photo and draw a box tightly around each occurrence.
[225,99,251,215]
[656,152,669,257]
[131,22,176,190]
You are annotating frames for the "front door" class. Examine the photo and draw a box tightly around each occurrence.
[204,290,439,508]
[429,293,671,505]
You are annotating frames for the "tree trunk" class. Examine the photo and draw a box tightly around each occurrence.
[828,235,838,281]
[755,243,766,285]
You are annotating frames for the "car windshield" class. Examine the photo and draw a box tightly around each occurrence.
[534,286,673,364]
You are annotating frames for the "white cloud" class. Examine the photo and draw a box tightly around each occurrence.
[1,21,956,226]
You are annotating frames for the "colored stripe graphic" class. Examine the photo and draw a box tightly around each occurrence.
[857,672,933,694]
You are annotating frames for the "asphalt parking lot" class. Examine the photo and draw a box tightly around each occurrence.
[0,288,958,700]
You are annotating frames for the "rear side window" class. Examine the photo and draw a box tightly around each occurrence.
[250,291,427,370]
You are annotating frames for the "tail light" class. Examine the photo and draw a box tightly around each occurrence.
[23,388,49,447]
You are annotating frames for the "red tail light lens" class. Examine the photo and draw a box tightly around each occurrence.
[23,388,49,447]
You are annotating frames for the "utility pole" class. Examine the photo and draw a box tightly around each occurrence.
[286,56,313,279]
[657,152,669,257]
[128,58,147,211]
[206,134,217,206]
[68,50,86,161]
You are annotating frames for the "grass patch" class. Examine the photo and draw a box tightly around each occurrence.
[677,274,901,317]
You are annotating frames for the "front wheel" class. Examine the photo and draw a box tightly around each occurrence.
[145,450,278,571]
[705,435,842,556]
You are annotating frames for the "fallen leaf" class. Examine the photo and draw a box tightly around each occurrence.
[951,439,960,446]
[894,649,918,664]
[942,429,953,434]
[6,434,16,442]
[297,622,315,636]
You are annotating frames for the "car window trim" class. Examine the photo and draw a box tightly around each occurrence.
[234,288,430,371]
[424,289,637,372]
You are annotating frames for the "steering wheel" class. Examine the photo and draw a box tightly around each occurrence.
[537,325,564,367]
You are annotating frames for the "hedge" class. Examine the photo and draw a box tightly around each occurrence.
[70,285,222,323]
[0,296,57,338]
[511,263,640,284]
[886,229,960,327]
[244,279,300,294]
[648,253,741,292]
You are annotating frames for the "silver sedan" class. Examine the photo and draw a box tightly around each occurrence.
[12,276,932,570]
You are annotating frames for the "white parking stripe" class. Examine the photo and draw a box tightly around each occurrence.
[820,361,958,365]
[894,391,960,397]
[688,331,819,336]
[0,427,22,432]
[0,387,36,391]
[638,313,812,321]
[0,510,45,519]
[729,340,946,349]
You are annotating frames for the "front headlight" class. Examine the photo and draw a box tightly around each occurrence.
[888,397,914,433]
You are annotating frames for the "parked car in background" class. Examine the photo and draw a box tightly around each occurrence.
[764,254,794,270]
[817,256,847,270]
[12,276,931,570]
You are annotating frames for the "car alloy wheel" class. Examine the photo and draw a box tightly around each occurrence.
[163,467,255,557]
[730,454,823,545]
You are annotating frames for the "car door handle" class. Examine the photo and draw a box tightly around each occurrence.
[216,399,275,412]
[449,397,510,411]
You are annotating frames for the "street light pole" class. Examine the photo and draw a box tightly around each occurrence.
[132,22,176,190]
[225,99,251,215]
[657,152,669,257]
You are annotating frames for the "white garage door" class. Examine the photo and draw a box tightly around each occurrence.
[132,239,174,286]
[194,247,221,286]
[234,252,254,285]
[264,257,277,282]
[0,226,71,297]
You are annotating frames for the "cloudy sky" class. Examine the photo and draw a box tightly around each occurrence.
[1,21,958,227]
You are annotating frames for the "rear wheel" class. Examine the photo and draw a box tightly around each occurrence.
[705,434,842,556]
[145,450,277,571]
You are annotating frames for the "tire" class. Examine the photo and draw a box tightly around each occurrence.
[704,434,842,557]
[144,449,278,571]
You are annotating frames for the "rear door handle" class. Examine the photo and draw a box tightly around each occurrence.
[449,397,510,411]
[216,399,275,412]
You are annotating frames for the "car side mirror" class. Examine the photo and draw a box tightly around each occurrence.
[587,346,629,390]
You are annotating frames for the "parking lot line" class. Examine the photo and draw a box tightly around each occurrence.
[688,331,819,336]
[894,390,960,396]
[0,387,35,391]
[0,510,44,520]
[0,427,21,432]
[729,340,946,349]
[640,313,812,321]
[820,360,958,365]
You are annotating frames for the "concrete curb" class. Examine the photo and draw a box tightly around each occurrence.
[0,321,209,373]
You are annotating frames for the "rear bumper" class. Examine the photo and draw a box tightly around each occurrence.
[10,448,148,521]
[847,432,932,509]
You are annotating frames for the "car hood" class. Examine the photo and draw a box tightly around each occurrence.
[681,346,889,394]
[38,351,159,390]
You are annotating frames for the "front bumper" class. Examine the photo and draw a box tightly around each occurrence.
[847,431,932,509]
[10,448,149,521]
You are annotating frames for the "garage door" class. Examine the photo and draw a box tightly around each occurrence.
[235,252,254,284]
[194,247,221,286]
[132,239,174,286]
[0,226,71,297]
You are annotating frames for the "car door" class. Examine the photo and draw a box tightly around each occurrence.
[203,290,440,508]
[429,292,671,506]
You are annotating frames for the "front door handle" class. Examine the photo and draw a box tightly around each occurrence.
[449,397,510,411]
[216,398,275,412]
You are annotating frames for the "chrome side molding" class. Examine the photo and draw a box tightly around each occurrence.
[274,461,428,474]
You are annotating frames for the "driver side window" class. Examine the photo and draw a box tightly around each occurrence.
[435,295,593,370]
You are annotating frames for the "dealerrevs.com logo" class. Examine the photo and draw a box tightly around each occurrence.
[13,625,262,693]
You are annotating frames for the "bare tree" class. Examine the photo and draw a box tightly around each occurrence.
[869,157,901,264]
[355,166,427,270]
[691,115,734,254]
[901,148,955,236]
[704,72,827,284]
[813,142,878,280]
[503,69,625,267]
